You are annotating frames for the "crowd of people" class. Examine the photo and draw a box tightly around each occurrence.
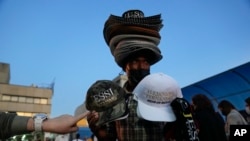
[1,9,249,141]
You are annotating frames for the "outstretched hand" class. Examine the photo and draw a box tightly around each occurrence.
[42,111,90,134]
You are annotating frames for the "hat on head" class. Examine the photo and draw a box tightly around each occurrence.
[85,80,129,126]
[133,72,183,122]
[103,9,163,68]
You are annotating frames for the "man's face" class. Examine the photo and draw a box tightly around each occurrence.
[124,56,150,88]
[125,56,150,71]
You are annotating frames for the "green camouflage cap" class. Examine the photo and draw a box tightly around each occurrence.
[86,80,129,126]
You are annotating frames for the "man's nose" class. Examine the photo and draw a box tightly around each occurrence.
[138,61,148,69]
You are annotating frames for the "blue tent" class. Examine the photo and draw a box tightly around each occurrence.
[181,61,250,111]
[77,127,93,139]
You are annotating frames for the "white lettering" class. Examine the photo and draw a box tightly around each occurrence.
[93,88,115,104]
[241,129,247,135]
[234,129,247,136]
[145,89,175,103]
[186,119,199,141]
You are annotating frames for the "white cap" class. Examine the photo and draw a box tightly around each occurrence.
[133,72,183,122]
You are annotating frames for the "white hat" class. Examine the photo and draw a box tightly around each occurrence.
[133,72,183,122]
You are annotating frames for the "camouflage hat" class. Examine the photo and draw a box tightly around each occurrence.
[85,80,129,126]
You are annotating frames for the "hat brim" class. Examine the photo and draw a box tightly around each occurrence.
[96,98,129,126]
[109,34,160,54]
[137,100,176,122]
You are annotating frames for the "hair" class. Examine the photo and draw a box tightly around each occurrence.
[218,100,235,109]
[218,100,236,116]
[192,94,215,112]
[245,97,250,105]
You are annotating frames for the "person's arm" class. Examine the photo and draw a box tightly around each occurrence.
[1,111,90,140]
[0,112,20,139]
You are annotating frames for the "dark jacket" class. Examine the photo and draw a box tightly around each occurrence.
[0,112,30,140]
[193,110,227,141]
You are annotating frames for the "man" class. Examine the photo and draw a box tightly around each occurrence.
[87,9,165,141]
[0,111,90,140]
[243,97,250,124]
[218,100,248,139]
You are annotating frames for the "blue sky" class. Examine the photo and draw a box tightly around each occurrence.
[1,0,250,117]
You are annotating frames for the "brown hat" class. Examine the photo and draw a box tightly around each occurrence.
[103,9,163,68]
[104,10,163,44]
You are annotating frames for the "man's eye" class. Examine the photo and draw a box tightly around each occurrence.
[131,60,138,64]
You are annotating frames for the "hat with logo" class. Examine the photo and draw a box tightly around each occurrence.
[133,72,183,122]
[85,80,129,126]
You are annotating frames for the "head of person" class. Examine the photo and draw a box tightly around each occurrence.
[191,94,215,113]
[245,97,250,115]
[103,9,164,89]
[123,53,150,89]
[218,100,235,116]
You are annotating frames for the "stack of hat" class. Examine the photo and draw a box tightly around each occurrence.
[103,9,164,68]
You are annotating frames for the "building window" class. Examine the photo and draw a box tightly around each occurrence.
[1,94,48,105]
[34,98,40,104]
[11,96,18,102]
[19,97,26,103]
[17,112,34,117]
[2,95,11,101]
[26,97,33,103]
[40,98,48,104]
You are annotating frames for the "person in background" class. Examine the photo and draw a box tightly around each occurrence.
[0,111,90,140]
[245,97,250,124]
[87,9,166,141]
[218,100,248,139]
[241,97,250,124]
[191,94,227,141]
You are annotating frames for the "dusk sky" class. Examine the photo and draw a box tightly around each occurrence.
[1,0,250,117]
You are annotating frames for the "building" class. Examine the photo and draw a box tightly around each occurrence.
[0,62,53,117]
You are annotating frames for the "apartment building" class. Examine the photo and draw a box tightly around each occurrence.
[0,62,53,117]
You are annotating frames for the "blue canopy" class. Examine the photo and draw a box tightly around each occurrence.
[181,62,250,111]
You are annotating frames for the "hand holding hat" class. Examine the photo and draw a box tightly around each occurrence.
[85,80,129,126]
